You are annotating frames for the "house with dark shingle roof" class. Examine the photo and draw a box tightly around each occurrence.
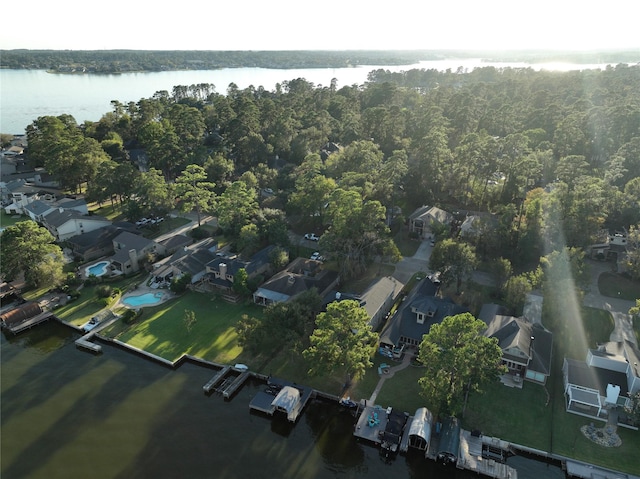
[379,277,468,350]
[324,276,404,331]
[253,257,340,306]
[205,245,277,293]
[408,205,453,239]
[479,303,553,386]
[42,208,111,241]
[66,223,138,262]
[110,231,165,274]
[152,238,217,285]
[24,199,57,223]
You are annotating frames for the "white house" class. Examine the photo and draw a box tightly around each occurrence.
[42,208,111,241]
[563,340,640,428]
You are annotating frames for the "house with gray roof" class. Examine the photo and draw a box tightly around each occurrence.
[110,231,165,274]
[24,199,57,223]
[325,276,404,330]
[205,245,277,293]
[152,238,217,285]
[379,277,468,351]
[42,208,111,241]
[563,340,640,428]
[479,303,553,386]
[66,222,138,262]
[408,205,453,239]
[253,257,340,306]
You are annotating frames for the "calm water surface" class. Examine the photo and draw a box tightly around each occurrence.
[0,59,615,134]
[1,322,565,479]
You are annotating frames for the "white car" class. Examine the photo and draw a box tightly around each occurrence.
[310,252,324,261]
[304,233,320,241]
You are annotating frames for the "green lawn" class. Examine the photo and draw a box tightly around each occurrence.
[0,211,25,228]
[598,272,640,301]
[53,275,143,326]
[103,291,264,363]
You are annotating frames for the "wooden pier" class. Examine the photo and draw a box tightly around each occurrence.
[458,429,518,478]
[203,366,231,393]
[75,333,102,353]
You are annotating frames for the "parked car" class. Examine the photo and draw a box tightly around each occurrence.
[304,233,320,241]
[310,252,324,261]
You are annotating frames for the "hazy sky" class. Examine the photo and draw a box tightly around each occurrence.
[3,0,639,51]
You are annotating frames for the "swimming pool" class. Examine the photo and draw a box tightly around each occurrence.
[122,292,164,307]
[85,261,110,277]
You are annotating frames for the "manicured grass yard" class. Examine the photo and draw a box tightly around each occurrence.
[107,291,264,363]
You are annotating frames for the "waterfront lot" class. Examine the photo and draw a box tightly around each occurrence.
[101,290,264,364]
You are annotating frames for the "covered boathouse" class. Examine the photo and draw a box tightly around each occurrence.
[437,416,461,465]
[407,407,433,452]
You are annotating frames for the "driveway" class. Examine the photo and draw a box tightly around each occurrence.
[583,260,637,347]
[391,240,432,284]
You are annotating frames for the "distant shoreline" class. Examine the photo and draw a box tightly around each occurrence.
[3,49,639,74]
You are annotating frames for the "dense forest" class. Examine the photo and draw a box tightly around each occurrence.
[2,49,639,73]
[23,63,640,299]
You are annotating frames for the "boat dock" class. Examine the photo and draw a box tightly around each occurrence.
[222,370,250,398]
[2,311,53,334]
[75,332,102,353]
[353,404,389,445]
[203,366,231,393]
[249,377,314,422]
[203,366,251,398]
[458,429,518,478]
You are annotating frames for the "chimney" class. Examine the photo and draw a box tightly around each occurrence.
[219,263,227,278]
[287,275,295,285]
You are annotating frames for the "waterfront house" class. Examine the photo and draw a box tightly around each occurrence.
[325,276,403,331]
[408,205,453,239]
[152,237,218,286]
[479,303,553,386]
[563,340,640,428]
[110,231,164,274]
[205,245,277,294]
[42,208,111,241]
[252,257,340,306]
[379,277,468,351]
[66,222,138,262]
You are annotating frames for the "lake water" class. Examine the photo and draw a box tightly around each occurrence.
[0,321,566,479]
[0,59,616,134]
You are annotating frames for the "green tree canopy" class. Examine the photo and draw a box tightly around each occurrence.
[303,299,378,381]
[417,313,505,417]
[428,239,478,293]
[175,164,216,226]
[0,221,65,287]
